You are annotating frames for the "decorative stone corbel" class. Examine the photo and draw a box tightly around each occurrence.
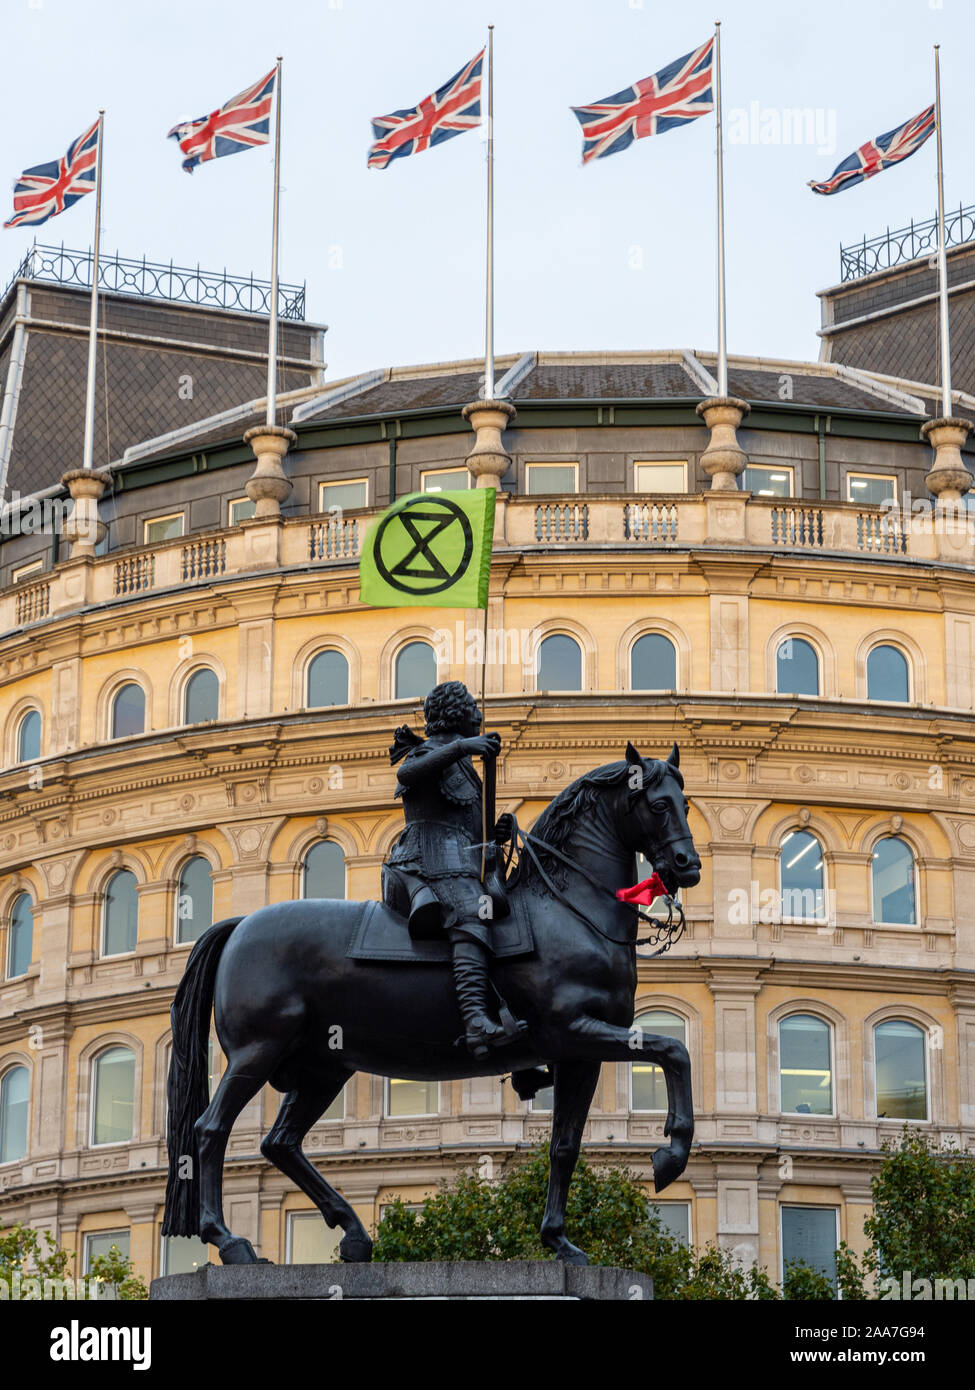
[242,425,297,518]
[61,469,110,558]
[696,397,750,491]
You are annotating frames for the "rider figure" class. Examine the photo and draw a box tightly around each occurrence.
[387,680,526,1058]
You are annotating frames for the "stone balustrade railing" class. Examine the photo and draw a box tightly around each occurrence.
[3,493,973,635]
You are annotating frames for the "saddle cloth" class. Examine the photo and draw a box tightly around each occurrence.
[347,897,534,965]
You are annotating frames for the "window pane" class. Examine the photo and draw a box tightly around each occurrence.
[184,669,219,724]
[848,475,895,505]
[781,1207,836,1286]
[537,634,582,691]
[307,650,349,708]
[779,830,826,920]
[649,1202,690,1244]
[867,645,909,703]
[112,684,145,739]
[321,481,367,512]
[103,870,138,956]
[422,470,470,492]
[145,515,184,542]
[386,1078,438,1117]
[289,1213,342,1263]
[531,1086,554,1112]
[84,1231,129,1272]
[303,841,346,899]
[745,466,793,497]
[92,1048,135,1144]
[635,463,686,493]
[230,498,256,524]
[17,710,41,763]
[7,893,33,978]
[632,1010,685,1111]
[0,1066,29,1163]
[776,638,819,696]
[872,837,916,925]
[631,633,677,689]
[526,465,577,495]
[875,1021,927,1120]
[395,641,436,699]
[162,1235,210,1274]
[177,857,213,945]
[780,1015,832,1115]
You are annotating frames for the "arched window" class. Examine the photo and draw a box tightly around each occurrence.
[0,1065,29,1163]
[183,669,219,725]
[537,634,582,692]
[875,1020,927,1120]
[867,645,909,703]
[630,1009,686,1111]
[779,830,826,922]
[872,837,916,925]
[776,638,819,697]
[111,683,145,739]
[779,1015,833,1115]
[91,1046,135,1145]
[302,841,346,899]
[6,892,33,979]
[395,641,436,699]
[307,650,349,708]
[631,633,677,690]
[17,709,41,763]
[102,869,139,957]
[176,857,213,945]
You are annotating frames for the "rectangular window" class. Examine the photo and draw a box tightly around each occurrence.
[322,1086,345,1121]
[781,1206,838,1288]
[229,497,256,525]
[319,479,368,513]
[12,560,43,583]
[847,473,896,505]
[144,513,185,543]
[287,1212,342,1264]
[421,467,471,492]
[744,465,794,498]
[83,1230,130,1273]
[529,1085,554,1112]
[385,1077,438,1118]
[634,461,687,493]
[648,1201,691,1245]
[526,462,578,495]
[161,1234,209,1275]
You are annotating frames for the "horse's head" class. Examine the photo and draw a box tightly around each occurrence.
[621,742,701,894]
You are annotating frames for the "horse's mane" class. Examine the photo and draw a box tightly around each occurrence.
[521,757,669,887]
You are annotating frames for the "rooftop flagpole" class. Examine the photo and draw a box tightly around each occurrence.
[714,20,728,398]
[934,44,951,416]
[484,25,495,402]
[266,56,283,427]
[81,110,105,471]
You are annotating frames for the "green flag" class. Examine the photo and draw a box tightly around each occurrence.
[359,488,496,610]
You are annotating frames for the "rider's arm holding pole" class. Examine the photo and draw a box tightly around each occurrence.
[395,732,500,788]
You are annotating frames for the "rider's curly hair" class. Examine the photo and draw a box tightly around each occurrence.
[424,680,478,735]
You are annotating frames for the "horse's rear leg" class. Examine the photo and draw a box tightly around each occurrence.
[540,1060,601,1265]
[261,1073,373,1263]
[196,1051,279,1264]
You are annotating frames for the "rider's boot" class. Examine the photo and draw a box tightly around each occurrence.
[451,937,527,1059]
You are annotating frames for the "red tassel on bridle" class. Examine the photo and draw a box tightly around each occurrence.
[615,872,670,906]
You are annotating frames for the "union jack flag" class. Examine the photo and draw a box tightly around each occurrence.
[167,68,275,174]
[809,104,935,195]
[571,37,715,165]
[4,118,100,229]
[368,50,483,171]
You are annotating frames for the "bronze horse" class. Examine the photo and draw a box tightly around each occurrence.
[162,742,701,1266]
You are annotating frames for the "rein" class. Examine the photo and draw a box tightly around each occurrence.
[502,817,686,956]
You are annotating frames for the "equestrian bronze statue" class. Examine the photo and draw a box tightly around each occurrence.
[163,680,701,1266]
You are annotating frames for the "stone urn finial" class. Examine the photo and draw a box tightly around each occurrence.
[921,417,973,506]
[61,469,110,558]
[242,425,297,518]
[462,399,516,490]
[696,397,750,491]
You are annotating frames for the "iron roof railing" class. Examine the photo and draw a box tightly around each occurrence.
[840,203,975,282]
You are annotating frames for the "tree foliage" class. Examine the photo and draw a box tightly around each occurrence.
[0,1223,148,1300]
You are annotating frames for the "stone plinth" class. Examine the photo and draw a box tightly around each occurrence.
[696,397,750,491]
[61,469,110,558]
[462,399,516,490]
[242,425,297,518]
[150,1260,653,1301]
[921,416,973,505]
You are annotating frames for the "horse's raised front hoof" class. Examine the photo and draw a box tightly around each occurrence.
[652,1143,689,1193]
[218,1236,263,1265]
[339,1232,373,1263]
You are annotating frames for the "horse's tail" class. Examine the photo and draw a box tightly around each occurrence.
[161,917,242,1237]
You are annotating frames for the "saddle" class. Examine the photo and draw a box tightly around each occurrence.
[382,846,510,942]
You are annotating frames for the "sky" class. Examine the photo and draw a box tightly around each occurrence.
[4,0,972,383]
